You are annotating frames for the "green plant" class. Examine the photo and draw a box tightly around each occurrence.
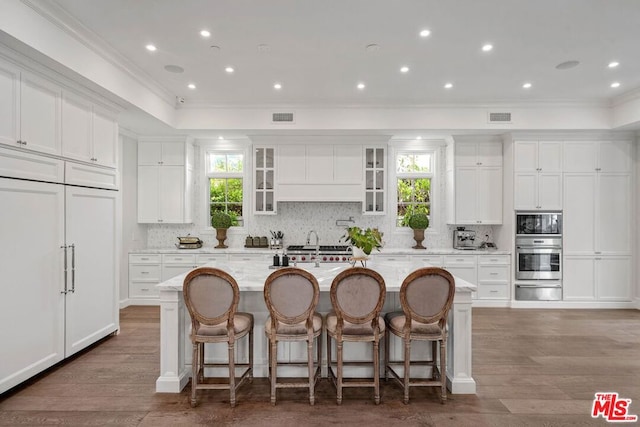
[211,211,236,229]
[341,226,383,255]
[401,204,429,227]
[408,212,429,230]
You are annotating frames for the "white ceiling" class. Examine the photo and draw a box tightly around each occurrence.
[49,0,640,110]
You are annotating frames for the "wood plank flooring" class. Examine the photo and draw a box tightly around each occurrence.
[1,306,639,426]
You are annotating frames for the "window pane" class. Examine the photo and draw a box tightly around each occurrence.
[227,178,243,203]
[210,177,243,226]
[227,154,243,172]
[397,178,413,203]
[397,177,431,225]
[396,153,431,173]
[210,178,227,203]
[209,154,227,172]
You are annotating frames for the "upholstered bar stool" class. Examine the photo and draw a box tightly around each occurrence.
[263,267,323,405]
[183,267,254,408]
[384,267,455,404]
[326,267,386,405]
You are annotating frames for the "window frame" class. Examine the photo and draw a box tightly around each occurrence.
[388,140,444,235]
[199,139,251,234]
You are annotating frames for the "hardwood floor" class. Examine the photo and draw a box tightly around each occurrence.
[1,306,639,426]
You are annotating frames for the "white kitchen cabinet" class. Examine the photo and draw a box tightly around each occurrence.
[363,146,385,214]
[254,146,276,214]
[513,141,562,210]
[128,254,162,302]
[0,61,62,156]
[137,139,194,223]
[450,141,503,224]
[0,177,118,393]
[477,255,510,300]
[161,254,198,281]
[563,173,631,255]
[564,255,631,301]
[563,141,631,173]
[62,91,118,168]
[410,255,444,267]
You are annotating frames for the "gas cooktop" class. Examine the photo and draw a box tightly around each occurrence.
[285,245,352,263]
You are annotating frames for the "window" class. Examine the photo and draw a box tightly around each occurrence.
[206,151,244,226]
[396,152,433,227]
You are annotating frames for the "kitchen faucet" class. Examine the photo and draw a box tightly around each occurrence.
[306,230,320,267]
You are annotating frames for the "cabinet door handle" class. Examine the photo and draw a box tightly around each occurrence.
[490,272,499,276]
[490,290,499,293]
[60,244,68,294]
[70,244,76,293]
[141,257,149,260]
[141,271,150,274]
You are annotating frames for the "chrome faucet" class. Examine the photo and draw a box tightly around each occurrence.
[306,230,320,267]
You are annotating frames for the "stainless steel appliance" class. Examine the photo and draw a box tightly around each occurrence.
[176,236,203,249]
[453,228,477,250]
[514,211,563,301]
[286,245,352,263]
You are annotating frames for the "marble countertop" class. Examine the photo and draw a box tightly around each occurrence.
[134,247,510,256]
[156,259,477,293]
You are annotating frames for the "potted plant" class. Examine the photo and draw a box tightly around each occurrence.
[407,212,429,249]
[341,226,383,265]
[211,211,237,248]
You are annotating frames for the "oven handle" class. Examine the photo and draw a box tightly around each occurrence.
[517,246,561,251]
[516,284,562,288]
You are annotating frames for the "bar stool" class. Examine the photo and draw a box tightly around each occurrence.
[263,267,323,405]
[183,267,254,408]
[384,267,455,404]
[326,267,386,405]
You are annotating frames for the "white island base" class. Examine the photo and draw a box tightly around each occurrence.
[155,261,477,395]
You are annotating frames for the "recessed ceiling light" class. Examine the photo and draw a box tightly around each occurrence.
[400,66,410,73]
[218,136,224,140]
[417,136,422,140]
[200,30,211,38]
[225,66,234,73]
[273,83,282,90]
[419,29,431,37]
[210,45,221,52]
[611,82,621,88]
[444,82,453,89]
[608,61,620,68]
[522,82,532,89]
[145,44,157,52]
[187,83,196,90]
[357,83,366,90]
[164,64,184,73]
[481,44,493,52]
[555,60,580,70]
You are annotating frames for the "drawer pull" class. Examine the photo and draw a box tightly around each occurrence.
[141,288,149,292]
[141,271,149,274]
[489,272,499,276]
[141,257,149,260]
[174,257,183,260]
[489,290,499,293]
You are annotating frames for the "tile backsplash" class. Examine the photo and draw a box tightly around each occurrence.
[146,202,498,250]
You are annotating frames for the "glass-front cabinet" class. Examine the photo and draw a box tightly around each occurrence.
[364,147,385,214]
[254,146,276,214]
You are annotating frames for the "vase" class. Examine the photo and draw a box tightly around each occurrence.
[412,229,426,250]
[215,228,228,248]
[351,246,369,267]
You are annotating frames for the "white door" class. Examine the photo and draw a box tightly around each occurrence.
[598,141,631,173]
[563,174,595,254]
[20,72,61,155]
[563,141,596,173]
[596,174,631,254]
[455,143,478,167]
[92,107,118,168]
[537,173,562,210]
[454,167,478,224]
[0,60,20,147]
[563,256,596,300]
[513,141,538,172]
[596,257,631,300]
[476,142,502,167]
[476,167,502,224]
[159,165,185,223]
[61,92,92,162]
[137,165,160,223]
[513,173,538,210]
[537,141,562,172]
[0,178,65,393]
[64,186,118,357]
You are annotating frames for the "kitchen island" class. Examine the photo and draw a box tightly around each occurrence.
[155,259,477,394]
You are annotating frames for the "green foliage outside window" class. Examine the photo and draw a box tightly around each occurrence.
[210,178,242,226]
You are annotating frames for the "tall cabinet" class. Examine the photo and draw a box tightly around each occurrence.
[137,138,194,223]
[513,141,562,210]
[562,140,632,301]
[448,140,503,224]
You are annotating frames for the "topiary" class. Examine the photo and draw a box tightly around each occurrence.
[211,211,233,229]
[408,213,429,230]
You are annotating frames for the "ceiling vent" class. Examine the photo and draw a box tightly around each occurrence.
[271,112,295,124]
[488,112,512,124]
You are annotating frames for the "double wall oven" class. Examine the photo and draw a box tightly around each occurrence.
[515,212,562,301]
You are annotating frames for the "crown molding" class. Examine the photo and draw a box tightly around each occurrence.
[21,0,175,107]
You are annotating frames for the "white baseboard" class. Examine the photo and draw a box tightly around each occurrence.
[509,300,636,309]
[472,300,511,308]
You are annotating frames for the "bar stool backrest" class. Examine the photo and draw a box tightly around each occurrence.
[264,267,319,325]
[183,267,239,328]
[400,267,455,329]
[330,267,386,325]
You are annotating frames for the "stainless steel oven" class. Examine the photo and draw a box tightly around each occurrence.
[516,211,562,236]
[515,237,562,280]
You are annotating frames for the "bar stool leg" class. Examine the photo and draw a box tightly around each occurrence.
[336,341,343,405]
[191,343,198,407]
[374,339,381,405]
[228,341,236,408]
[404,338,411,404]
[270,340,277,405]
[308,338,315,405]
